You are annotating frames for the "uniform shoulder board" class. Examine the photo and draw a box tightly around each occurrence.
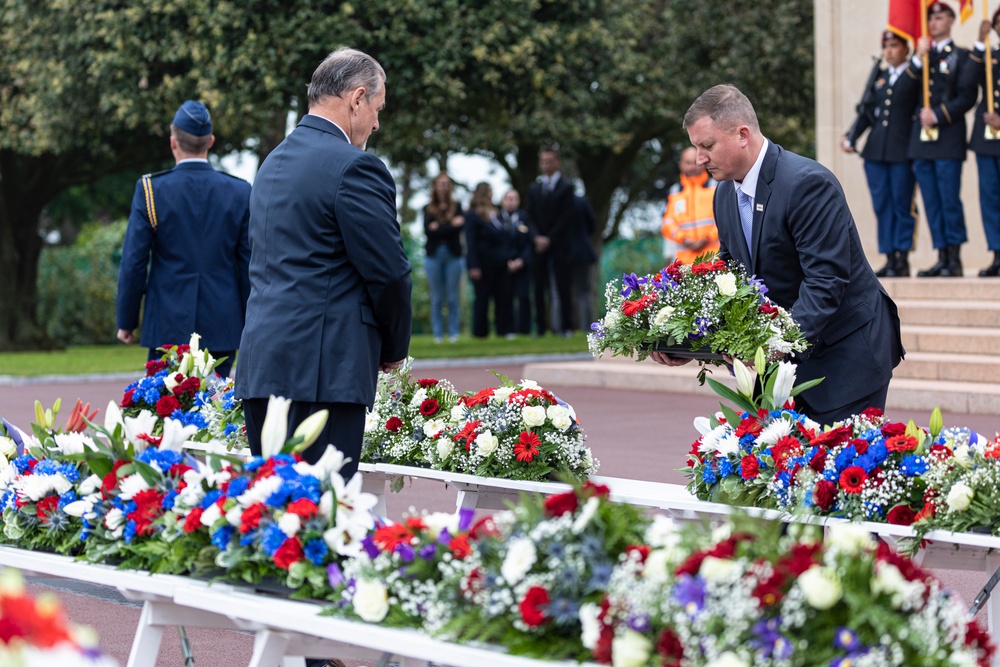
[143,168,172,179]
[219,171,250,183]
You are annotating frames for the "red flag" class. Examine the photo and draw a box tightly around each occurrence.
[959,0,974,23]
[888,0,924,44]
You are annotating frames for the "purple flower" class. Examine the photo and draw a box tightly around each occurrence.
[620,272,647,298]
[671,574,706,614]
[458,507,475,532]
[395,543,415,563]
[361,534,379,559]
[437,528,452,546]
[833,627,860,652]
[628,614,650,633]
[752,618,791,659]
[327,562,344,587]
[419,543,437,560]
[748,275,768,295]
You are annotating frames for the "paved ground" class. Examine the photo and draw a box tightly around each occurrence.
[4,359,999,666]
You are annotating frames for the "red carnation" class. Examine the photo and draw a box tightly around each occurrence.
[239,503,264,533]
[544,491,579,517]
[35,496,59,522]
[583,480,611,498]
[813,479,838,511]
[449,534,472,559]
[881,422,906,438]
[758,302,779,318]
[839,466,867,494]
[740,455,760,480]
[183,507,205,533]
[514,431,541,462]
[419,398,440,417]
[417,378,439,388]
[886,434,917,453]
[145,359,167,376]
[130,489,166,536]
[273,537,304,570]
[287,498,318,520]
[519,586,550,627]
[886,504,916,526]
[101,460,129,498]
[385,416,403,433]
[771,435,801,473]
[155,395,181,417]
[121,388,136,407]
[665,259,684,281]
[734,416,763,438]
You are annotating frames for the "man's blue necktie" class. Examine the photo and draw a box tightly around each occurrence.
[737,188,754,257]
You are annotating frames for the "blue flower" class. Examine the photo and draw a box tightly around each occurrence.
[457,507,475,532]
[396,543,415,563]
[212,525,235,551]
[124,520,138,545]
[748,275,768,295]
[34,459,59,475]
[162,490,177,510]
[868,442,889,465]
[620,272,647,298]
[853,454,877,473]
[57,490,77,510]
[226,477,250,498]
[224,424,238,436]
[833,626,860,651]
[672,574,706,614]
[718,458,735,478]
[419,544,437,560]
[900,455,927,477]
[588,562,613,590]
[327,562,344,588]
[547,597,580,627]
[201,490,222,510]
[261,523,287,556]
[304,538,328,565]
[628,614,650,633]
[834,445,858,472]
[702,465,718,484]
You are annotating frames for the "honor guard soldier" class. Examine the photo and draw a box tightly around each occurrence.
[906,1,980,277]
[844,31,920,277]
[116,100,252,377]
[970,8,1000,276]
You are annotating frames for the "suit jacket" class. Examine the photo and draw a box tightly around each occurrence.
[906,43,979,161]
[715,142,903,415]
[568,195,598,265]
[465,208,533,271]
[116,161,251,350]
[527,175,575,251]
[235,115,412,405]
[846,64,919,163]
[969,44,1000,157]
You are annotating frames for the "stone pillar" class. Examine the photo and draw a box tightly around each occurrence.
[814,0,987,273]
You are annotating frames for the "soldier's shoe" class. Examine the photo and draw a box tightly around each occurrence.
[874,252,895,277]
[979,252,1000,277]
[917,248,948,277]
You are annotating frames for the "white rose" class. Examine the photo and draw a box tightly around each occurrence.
[519,380,541,390]
[646,515,680,549]
[872,563,925,609]
[475,431,499,457]
[278,512,302,537]
[953,444,973,469]
[493,387,514,403]
[522,406,547,427]
[611,630,653,667]
[450,404,466,423]
[947,482,974,512]
[699,556,739,582]
[652,306,676,327]
[422,512,459,537]
[579,602,602,650]
[798,565,843,610]
[826,523,875,556]
[641,549,672,582]
[352,578,389,622]
[0,437,16,461]
[422,419,446,438]
[435,438,454,461]
[546,405,573,431]
[714,273,738,297]
[705,652,750,667]
[500,537,537,585]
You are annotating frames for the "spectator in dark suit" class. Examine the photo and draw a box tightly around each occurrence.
[654,84,903,426]
[970,10,1000,276]
[235,48,412,476]
[569,194,598,332]
[843,31,919,277]
[116,100,251,378]
[499,189,535,335]
[527,147,576,336]
[466,182,515,337]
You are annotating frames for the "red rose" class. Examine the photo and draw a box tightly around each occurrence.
[583,481,611,498]
[155,395,181,417]
[183,507,205,533]
[665,259,684,282]
[419,398,439,416]
[287,498,318,520]
[839,466,867,494]
[145,359,167,376]
[782,542,822,575]
[885,435,917,453]
[626,544,651,563]
[417,378,439,388]
[740,455,759,480]
[519,586,550,627]
[809,426,853,448]
[239,503,264,533]
[758,302,779,318]
[656,628,684,662]
[173,376,201,398]
[809,446,827,472]
[886,504,916,526]
[813,479,838,511]
[861,407,884,420]
[469,516,500,540]
[36,496,59,521]
[385,416,403,433]
[752,571,787,606]
[121,388,136,407]
[881,422,906,438]
[273,537,304,570]
[543,491,579,517]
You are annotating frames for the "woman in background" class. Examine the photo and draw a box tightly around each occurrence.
[423,173,465,342]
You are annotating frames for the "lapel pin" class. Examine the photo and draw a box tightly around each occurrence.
[755,204,763,212]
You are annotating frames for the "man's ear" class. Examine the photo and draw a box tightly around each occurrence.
[352,87,367,110]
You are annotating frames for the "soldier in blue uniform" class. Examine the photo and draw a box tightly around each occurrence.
[906,1,980,277]
[970,9,1000,276]
[116,100,252,377]
[844,31,920,277]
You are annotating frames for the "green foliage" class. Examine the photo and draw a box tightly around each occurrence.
[36,220,125,346]
[596,235,664,317]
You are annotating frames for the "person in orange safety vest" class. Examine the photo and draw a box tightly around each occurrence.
[660,146,719,264]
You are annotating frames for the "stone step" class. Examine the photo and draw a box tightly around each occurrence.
[896,300,1000,328]
[901,325,1000,356]
[524,357,1000,415]
[882,276,1000,302]
[894,351,1000,383]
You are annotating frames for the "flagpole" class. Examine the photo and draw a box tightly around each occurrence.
[921,0,939,141]
[987,2,995,116]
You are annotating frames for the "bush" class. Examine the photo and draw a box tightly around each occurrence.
[37,220,126,346]
[595,234,665,318]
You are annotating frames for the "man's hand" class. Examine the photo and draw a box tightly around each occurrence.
[451,215,465,227]
[980,19,992,43]
[919,107,938,128]
[649,351,692,367]
[985,111,1000,130]
[507,258,525,273]
[841,136,855,153]
[117,329,135,345]
[380,358,404,373]
[533,235,551,253]
[468,268,482,281]
[916,36,931,57]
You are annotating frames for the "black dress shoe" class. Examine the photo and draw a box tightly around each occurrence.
[874,253,894,277]
[980,252,1000,277]
[891,251,910,277]
[917,248,948,277]
[939,244,963,277]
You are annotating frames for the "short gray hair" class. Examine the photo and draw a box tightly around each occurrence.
[307,47,385,106]
[682,84,760,133]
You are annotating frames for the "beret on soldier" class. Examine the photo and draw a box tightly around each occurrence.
[882,30,904,45]
[172,100,212,136]
[927,1,955,19]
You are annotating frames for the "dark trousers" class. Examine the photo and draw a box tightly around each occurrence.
[148,347,235,379]
[531,251,552,335]
[863,159,916,254]
[550,254,576,334]
[913,158,967,248]
[511,268,532,335]
[471,266,514,337]
[977,154,1000,251]
[243,398,365,478]
[796,382,890,428]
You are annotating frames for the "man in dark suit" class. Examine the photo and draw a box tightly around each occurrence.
[527,147,576,336]
[843,31,919,277]
[653,84,903,426]
[906,1,979,277]
[116,100,251,378]
[235,48,412,475]
[499,188,535,335]
[970,11,1000,276]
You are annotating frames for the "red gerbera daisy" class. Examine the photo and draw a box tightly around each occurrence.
[514,431,541,462]
[838,466,867,494]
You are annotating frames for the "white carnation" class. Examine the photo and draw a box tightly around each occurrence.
[500,537,537,584]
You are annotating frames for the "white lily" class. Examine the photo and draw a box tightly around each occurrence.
[771,360,797,409]
[123,410,158,451]
[104,400,124,434]
[260,395,292,458]
[733,358,756,397]
[293,445,346,482]
[292,410,329,451]
[693,416,712,435]
[159,418,199,452]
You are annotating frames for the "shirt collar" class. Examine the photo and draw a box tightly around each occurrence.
[305,113,350,143]
[737,138,769,200]
[176,157,209,165]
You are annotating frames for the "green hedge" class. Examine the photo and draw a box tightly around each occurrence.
[35,223,661,345]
